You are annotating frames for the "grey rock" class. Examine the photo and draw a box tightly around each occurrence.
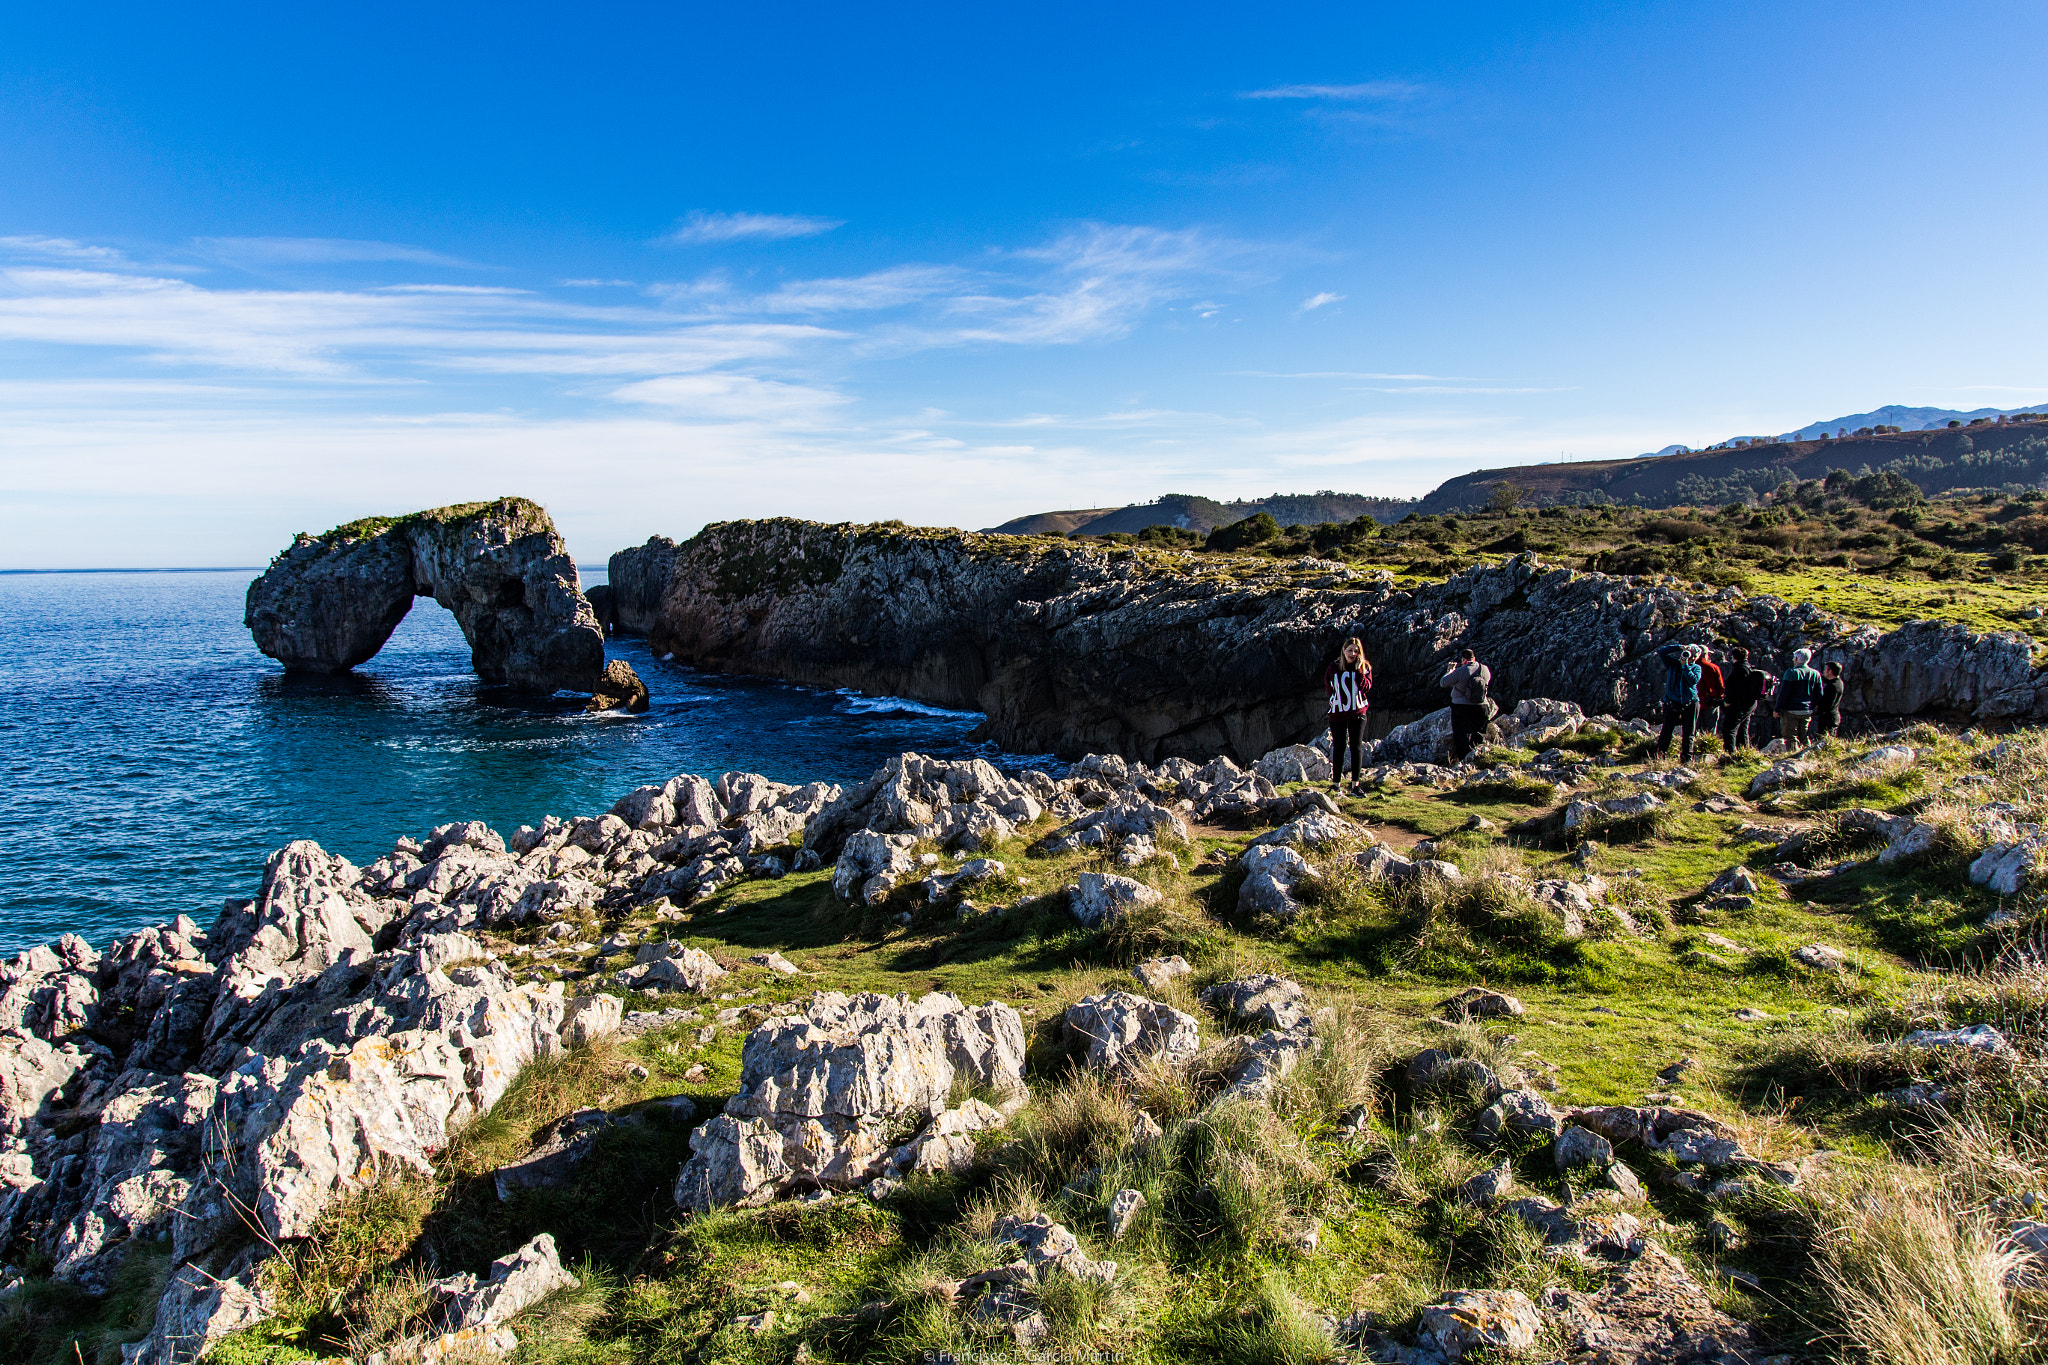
[1439,986,1524,1019]
[1236,843,1320,921]
[673,991,1026,1210]
[1476,1089,1562,1141]
[1792,943,1848,971]
[1200,974,1311,1032]
[427,1232,579,1331]
[1063,992,1201,1076]
[1107,1188,1146,1241]
[1555,1125,1615,1170]
[1418,1288,1541,1358]
[1456,1159,1515,1208]
[991,1212,1117,1284]
[1068,872,1162,929]
[1130,955,1193,993]
[493,1109,612,1201]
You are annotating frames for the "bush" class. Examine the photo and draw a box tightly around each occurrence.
[1207,513,1282,552]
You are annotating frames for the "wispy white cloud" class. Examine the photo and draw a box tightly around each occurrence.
[0,265,837,377]
[664,211,844,245]
[750,265,966,314]
[607,371,850,422]
[1299,291,1344,312]
[0,236,130,264]
[1242,81,1425,102]
[195,236,473,267]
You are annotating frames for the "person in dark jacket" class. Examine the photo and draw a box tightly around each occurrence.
[1697,649,1726,741]
[1324,637,1372,790]
[1442,650,1491,763]
[1655,642,1703,762]
[1816,660,1845,738]
[1777,648,1824,747]
[1719,647,1765,751]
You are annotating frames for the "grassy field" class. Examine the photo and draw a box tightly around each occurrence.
[15,726,2041,1364]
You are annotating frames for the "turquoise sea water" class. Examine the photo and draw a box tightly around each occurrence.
[0,569,1019,954]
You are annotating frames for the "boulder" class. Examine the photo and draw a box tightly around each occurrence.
[1902,1023,2010,1053]
[1792,943,1848,971]
[1705,865,1763,897]
[1418,1288,1541,1359]
[924,858,1006,903]
[1236,844,1320,922]
[1248,810,1362,849]
[427,1233,578,1332]
[1973,835,2048,895]
[1200,975,1311,1033]
[1107,1188,1146,1241]
[1440,986,1524,1019]
[832,830,921,904]
[1377,708,1459,766]
[1456,1160,1515,1208]
[991,1212,1118,1284]
[1063,992,1201,1076]
[1252,743,1333,785]
[1068,873,1162,929]
[619,944,727,993]
[586,659,650,713]
[1476,1090,1562,1141]
[673,991,1026,1210]
[1554,1124,1615,1170]
[1130,955,1193,993]
[245,498,609,695]
[493,1109,612,1201]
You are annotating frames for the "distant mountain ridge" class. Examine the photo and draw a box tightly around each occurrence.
[986,491,1419,536]
[989,403,2048,536]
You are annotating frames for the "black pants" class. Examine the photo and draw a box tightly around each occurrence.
[1657,700,1699,762]
[1720,702,1755,751]
[1816,709,1840,739]
[1329,713,1364,779]
[1450,703,1487,762]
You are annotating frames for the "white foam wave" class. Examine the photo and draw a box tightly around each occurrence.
[833,689,982,720]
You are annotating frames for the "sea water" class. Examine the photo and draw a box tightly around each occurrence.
[0,569,1029,953]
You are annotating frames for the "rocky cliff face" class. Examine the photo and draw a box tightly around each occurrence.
[245,499,611,695]
[621,519,2047,761]
[604,535,678,635]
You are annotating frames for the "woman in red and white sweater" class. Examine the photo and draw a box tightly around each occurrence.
[1325,637,1372,790]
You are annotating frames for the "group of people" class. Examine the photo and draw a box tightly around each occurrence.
[1320,638,1498,785]
[1652,642,1843,763]
[1317,634,1849,785]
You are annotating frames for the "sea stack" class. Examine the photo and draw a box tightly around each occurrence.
[245,497,631,699]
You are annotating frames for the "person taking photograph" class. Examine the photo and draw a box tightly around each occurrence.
[1442,649,1491,763]
[1655,642,1702,763]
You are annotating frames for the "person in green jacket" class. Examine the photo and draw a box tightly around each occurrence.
[1776,648,1824,747]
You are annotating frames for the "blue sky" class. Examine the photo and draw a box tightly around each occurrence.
[3,1,2045,566]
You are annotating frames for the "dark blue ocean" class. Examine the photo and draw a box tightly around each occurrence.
[0,569,1024,954]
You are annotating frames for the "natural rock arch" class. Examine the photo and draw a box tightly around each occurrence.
[245,498,621,697]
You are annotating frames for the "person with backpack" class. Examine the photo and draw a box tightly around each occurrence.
[1655,642,1703,762]
[1776,648,1824,747]
[1816,660,1845,738]
[1697,648,1727,741]
[1719,647,1766,752]
[1442,649,1491,763]
[1324,637,1373,791]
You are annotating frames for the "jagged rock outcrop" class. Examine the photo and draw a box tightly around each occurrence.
[246,498,619,696]
[672,991,1027,1210]
[617,518,2044,761]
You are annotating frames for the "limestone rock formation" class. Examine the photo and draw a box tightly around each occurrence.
[245,498,616,696]
[612,517,2048,760]
[673,990,1027,1211]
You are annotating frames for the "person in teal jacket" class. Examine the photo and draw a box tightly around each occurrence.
[1776,648,1824,747]
[1655,642,1703,762]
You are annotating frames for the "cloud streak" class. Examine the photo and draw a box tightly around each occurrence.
[664,211,844,244]
[1242,81,1424,102]
[196,237,474,267]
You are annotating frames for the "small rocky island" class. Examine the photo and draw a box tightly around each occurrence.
[244,497,646,709]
